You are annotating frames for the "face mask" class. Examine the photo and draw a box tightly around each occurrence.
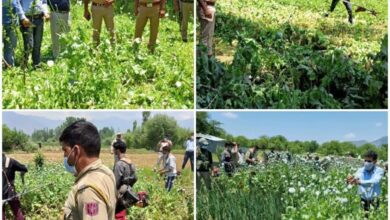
[64,148,76,174]
[364,162,375,171]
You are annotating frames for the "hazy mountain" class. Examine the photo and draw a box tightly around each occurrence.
[3,112,193,135]
[350,136,387,147]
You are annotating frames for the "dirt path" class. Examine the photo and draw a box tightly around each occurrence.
[7,149,190,169]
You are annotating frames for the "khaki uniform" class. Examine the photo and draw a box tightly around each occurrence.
[198,0,216,55]
[179,0,193,41]
[63,159,116,220]
[135,0,164,50]
[91,1,115,45]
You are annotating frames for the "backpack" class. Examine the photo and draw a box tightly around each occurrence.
[116,159,148,209]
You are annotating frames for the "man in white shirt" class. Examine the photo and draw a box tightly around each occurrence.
[182,135,194,171]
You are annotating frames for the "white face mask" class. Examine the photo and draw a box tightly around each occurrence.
[364,161,375,171]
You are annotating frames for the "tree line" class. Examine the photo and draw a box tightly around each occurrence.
[197,112,388,160]
[3,112,193,152]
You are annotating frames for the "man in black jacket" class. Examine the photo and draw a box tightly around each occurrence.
[2,153,28,220]
[325,0,353,24]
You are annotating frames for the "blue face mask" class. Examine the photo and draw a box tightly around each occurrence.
[64,148,76,174]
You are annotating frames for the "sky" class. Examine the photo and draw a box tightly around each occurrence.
[3,111,194,134]
[206,111,388,143]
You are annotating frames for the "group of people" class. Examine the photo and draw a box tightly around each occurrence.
[3,120,148,219]
[2,0,193,68]
[195,137,386,215]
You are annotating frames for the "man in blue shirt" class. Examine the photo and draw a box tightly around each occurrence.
[47,0,70,59]
[2,0,24,68]
[17,0,50,68]
[181,135,194,171]
[347,150,384,212]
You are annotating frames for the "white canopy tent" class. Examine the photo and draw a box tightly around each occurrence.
[196,133,226,153]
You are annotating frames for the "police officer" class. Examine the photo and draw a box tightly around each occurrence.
[84,0,115,46]
[325,0,353,24]
[134,0,166,52]
[60,120,116,219]
[2,153,27,219]
[174,0,193,42]
[112,140,138,220]
[196,138,212,190]
[197,0,216,57]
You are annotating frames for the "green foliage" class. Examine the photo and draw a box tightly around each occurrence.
[34,151,45,169]
[197,0,387,109]
[196,112,226,137]
[198,161,388,219]
[2,124,30,151]
[3,5,193,109]
[7,163,193,219]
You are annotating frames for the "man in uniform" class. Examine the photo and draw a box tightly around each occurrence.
[196,138,212,190]
[83,0,115,46]
[324,0,353,24]
[47,0,71,59]
[174,0,193,42]
[60,120,116,219]
[134,0,166,52]
[197,0,216,57]
[2,153,28,219]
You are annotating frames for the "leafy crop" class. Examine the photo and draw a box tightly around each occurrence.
[3,5,193,109]
[197,158,388,219]
[197,0,387,109]
[5,163,193,219]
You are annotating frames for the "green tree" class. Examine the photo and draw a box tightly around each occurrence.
[142,114,179,150]
[142,111,151,125]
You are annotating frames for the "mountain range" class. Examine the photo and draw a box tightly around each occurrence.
[349,136,387,147]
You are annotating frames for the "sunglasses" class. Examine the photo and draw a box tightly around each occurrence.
[364,160,374,163]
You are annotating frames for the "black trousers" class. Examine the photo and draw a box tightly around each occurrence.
[182,151,194,171]
[330,0,353,20]
[361,198,379,211]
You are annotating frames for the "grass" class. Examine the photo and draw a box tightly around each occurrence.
[3,3,194,109]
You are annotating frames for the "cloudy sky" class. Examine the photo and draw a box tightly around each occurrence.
[3,111,194,134]
[206,111,387,143]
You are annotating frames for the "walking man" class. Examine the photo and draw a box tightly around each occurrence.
[325,0,353,24]
[182,135,194,171]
